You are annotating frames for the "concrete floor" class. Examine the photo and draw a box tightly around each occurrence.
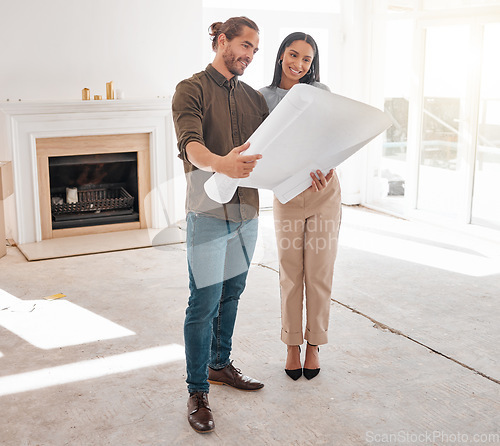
[0,206,499,445]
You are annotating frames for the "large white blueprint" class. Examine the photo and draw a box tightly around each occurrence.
[204,83,392,204]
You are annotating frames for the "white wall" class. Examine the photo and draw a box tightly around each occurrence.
[0,0,203,101]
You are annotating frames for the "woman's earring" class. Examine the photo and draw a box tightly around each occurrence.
[279,59,283,65]
[307,69,312,75]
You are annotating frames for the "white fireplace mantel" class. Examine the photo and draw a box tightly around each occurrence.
[0,98,173,116]
[0,98,184,245]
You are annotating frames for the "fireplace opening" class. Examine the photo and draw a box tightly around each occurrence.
[49,152,139,229]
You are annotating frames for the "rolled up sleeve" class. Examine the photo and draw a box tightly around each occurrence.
[172,79,205,163]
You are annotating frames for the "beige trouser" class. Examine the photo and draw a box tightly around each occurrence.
[274,172,342,346]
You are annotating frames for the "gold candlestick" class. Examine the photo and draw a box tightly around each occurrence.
[106,81,114,100]
[94,95,102,100]
[82,88,90,100]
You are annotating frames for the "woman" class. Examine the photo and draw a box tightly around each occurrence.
[260,33,342,380]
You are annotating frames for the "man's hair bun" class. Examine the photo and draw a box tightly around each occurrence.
[209,22,223,39]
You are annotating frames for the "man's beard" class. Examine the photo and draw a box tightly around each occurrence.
[222,48,245,77]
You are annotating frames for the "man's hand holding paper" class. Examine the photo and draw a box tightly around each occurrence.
[214,142,262,179]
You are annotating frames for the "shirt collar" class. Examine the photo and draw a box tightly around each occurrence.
[206,64,239,88]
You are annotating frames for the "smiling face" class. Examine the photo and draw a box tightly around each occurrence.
[218,26,260,78]
[279,39,315,89]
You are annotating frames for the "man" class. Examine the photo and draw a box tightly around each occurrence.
[171,16,269,434]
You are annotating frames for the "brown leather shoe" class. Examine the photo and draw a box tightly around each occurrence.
[208,361,264,391]
[187,392,214,434]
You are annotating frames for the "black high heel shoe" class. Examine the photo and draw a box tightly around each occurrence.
[303,342,320,380]
[285,345,302,380]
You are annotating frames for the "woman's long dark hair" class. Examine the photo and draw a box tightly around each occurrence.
[270,32,320,88]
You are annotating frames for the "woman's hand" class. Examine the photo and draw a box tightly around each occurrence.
[310,169,334,192]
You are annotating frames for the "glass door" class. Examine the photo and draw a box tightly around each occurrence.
[372,19,413,213]
[471,23,500,229]
[417,25,471,219]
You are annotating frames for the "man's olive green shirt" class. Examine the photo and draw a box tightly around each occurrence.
[172,64,269,222]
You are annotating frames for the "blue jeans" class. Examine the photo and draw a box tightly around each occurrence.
[184,212,258,393]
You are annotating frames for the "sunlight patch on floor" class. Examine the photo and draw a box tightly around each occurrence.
[0,289,135,349]
[340,226,500,277]
[0,344,185,397]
